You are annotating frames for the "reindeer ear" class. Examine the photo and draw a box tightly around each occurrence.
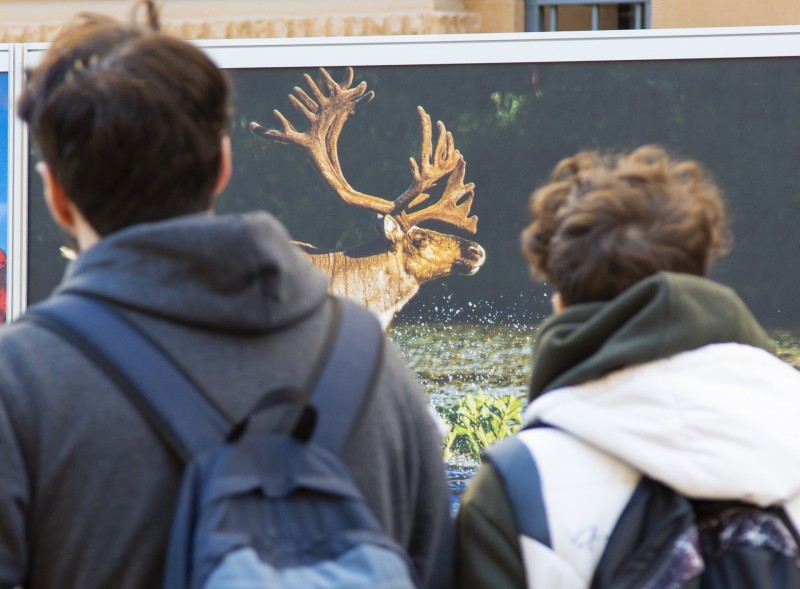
[380,214,404,243]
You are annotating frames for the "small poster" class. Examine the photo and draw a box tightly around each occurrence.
[0,71,8,324]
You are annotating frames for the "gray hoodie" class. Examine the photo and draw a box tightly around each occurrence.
[0,211,453,589]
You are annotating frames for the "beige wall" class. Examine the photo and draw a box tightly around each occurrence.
[0,0,484,42]
[463,0,524,32]
[2,0,800,42]
[652,0,800,28]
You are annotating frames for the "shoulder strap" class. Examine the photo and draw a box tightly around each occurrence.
[25,293,228,462]
[24,292,383,460]
[485,436,551,547]
[308,297,383,453]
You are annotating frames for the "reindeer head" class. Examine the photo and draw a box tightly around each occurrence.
[250,67,486,321]
[379,211,485,285]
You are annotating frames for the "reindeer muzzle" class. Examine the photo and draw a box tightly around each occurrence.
[456,243,486,275]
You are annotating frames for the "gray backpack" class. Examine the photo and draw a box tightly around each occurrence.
[29,293,418,589]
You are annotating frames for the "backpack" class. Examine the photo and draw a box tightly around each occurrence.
[487,433,800,589]
[27,293,418,589]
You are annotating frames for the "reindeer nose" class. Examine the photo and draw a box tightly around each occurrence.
[469,244,486,261]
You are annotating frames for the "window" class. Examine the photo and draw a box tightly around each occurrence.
[525,0,651,32]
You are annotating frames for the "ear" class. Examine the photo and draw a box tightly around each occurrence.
[381,214,404,244]
[37,162,76,233]
[552,291,566,314]
[212,135,232,199]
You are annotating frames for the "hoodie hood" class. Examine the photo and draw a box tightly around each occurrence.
[54,211,330,332]
[524,272,800,504]
[529,272,774,399]
[525,343,800,505]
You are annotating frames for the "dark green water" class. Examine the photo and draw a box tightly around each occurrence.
[389,322,534,409]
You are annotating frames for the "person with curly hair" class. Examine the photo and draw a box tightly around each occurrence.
[455,145,800,588]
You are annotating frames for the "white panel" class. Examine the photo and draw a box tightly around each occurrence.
[196,26,800,69]
[7,44,27,321]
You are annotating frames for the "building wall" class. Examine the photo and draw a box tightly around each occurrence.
[463,0,524,32]
[0,0,484,43]
[652,0,800,28]
[0,0,798,43]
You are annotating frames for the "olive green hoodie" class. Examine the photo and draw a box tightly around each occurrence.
[529,272,772,399]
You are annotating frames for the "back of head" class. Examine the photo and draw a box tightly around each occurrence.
[521,145,731,306]
[18,0,232,236]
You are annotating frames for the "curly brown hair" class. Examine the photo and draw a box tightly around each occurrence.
[520,145,731,306]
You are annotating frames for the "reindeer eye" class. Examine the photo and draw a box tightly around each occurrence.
[411,233,427,248]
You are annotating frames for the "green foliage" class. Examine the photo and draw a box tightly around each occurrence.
[490,91,527,127]
[437,393,526,462]
[771,331,800,369]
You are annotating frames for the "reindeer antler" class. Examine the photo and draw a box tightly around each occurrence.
[392,107,477,234]
[399,153,477,234]
[250,67,393,214]
[251,67,478,233]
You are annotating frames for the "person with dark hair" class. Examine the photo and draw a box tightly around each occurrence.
[455,145,800,588]
[0,3,453,588]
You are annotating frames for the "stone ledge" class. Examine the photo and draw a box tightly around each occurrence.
[0,9,482,43]
[166,11,483,39]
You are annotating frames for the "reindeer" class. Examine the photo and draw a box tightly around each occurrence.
[250,67,485,328]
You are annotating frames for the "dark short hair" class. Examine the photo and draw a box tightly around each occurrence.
[18,6,232,236]
[521,145,731,305]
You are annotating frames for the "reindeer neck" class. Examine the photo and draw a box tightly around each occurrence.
[302,242,417,326]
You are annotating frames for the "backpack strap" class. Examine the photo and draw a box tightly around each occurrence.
[24,292,383,460]
[485,436,552,547]
[307,297,383,453]
[25,292,227,462]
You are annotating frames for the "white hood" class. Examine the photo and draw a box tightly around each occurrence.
[524,342,800,506]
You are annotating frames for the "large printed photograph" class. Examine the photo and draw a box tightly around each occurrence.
[226,59,800,496]
[25,44,800,498]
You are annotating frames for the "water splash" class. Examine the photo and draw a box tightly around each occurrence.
[389,320,535,406]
